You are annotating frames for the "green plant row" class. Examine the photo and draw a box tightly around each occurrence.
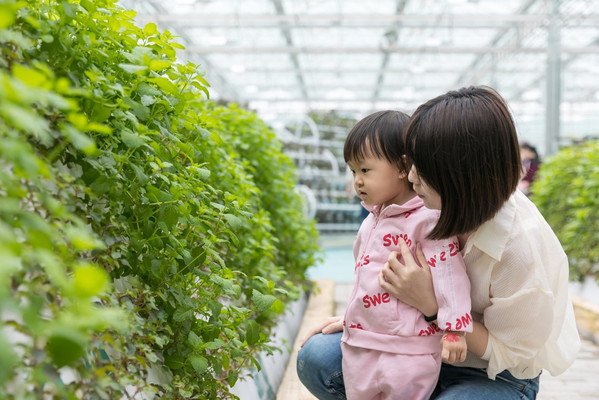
[531,140,599,282]
[0,0,320,398]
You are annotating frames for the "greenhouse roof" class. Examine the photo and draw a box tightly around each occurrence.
[119,0,599,154]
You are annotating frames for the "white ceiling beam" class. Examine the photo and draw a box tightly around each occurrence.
[133,13,599,27]
[233,66,544,74]
[185,45,599,55]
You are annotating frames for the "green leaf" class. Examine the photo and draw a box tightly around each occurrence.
[165,355,185,370]
[0,4,16,29]
[37,250,68,290]
[162,204,179,229]
[147,77,179,95]
[224,213,243,230]
[143,22,158,36]
[196,167,211,180]
[0,333,16,385]
[12,64,47,87]
[173,308,193,322]
[65,225,104,251]
[73,263,108,298]
[189,355,208,375]
[2,103,50,139]
[140,94,156,106]
[270,299,285,314]
[244,319,260,345]
[122,96,150,120]
[149,59,172,71]
[228,371,239,387]
[130,163,149,185]
[118,63,149,74]
[137,82,163,97]
[191,80,209,97]
[188,331,201,349]
[61,1,77,18]
[252,289,276,312]
[64,125,97,154]
[120,129,148,148]
[47,328,87,367]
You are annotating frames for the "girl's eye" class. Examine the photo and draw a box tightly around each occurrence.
[361,169,368,173]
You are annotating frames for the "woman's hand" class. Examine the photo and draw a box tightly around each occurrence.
[300,316,344,347]
[378,239,438,317]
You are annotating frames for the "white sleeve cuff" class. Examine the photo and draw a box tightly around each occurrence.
[481,338,492,361]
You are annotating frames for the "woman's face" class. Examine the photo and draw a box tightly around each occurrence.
[408,165,442,210]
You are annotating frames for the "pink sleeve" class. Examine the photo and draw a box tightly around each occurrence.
[420,237,473,333]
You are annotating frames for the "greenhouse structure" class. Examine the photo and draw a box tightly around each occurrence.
[1,0,599,399]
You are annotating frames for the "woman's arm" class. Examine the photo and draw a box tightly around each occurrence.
[466,321,489,358]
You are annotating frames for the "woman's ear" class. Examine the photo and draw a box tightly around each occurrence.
[401,154,411,169]
[398,155,410,179]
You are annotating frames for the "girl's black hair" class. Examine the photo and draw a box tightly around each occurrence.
[405,86,521,239]
[344,110,411,175]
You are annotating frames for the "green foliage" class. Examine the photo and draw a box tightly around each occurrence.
[0,0,320,398]
[531,141,599,281]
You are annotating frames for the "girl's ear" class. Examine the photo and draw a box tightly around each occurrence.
[398,170,408,179]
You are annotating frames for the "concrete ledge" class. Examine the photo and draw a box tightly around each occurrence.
[572,295,599,345]
[276,279,336,400]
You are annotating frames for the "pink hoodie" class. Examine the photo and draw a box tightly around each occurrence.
[341,196,472,355]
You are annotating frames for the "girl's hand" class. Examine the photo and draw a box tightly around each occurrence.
[300,316,344,347]
[441,331,467,364]
[378,239,438,317]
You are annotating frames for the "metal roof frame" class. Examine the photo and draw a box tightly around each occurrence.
[119,0,599,154]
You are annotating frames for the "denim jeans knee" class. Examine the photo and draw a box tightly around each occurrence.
[296,332,346,400]
[434,364,539,400]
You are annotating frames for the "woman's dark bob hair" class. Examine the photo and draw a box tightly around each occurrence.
[405,86,521,240]
[344,110,410,175]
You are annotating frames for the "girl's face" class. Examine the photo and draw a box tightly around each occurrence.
[347,152,410,209]
[408,165,442,210]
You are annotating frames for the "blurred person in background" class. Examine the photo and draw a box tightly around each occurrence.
[517,142,541,196]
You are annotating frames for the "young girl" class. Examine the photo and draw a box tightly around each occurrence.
[338,110,472,400]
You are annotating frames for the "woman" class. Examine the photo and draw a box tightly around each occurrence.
[297,86,580,400]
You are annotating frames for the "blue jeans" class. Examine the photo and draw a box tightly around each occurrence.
[296,332,539,400]
[297,332,346,399]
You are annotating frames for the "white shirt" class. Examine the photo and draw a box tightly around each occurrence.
[458,190,580,379]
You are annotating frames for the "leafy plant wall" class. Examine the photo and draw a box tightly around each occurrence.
[531,140,599,282]
[0,0,320,398]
